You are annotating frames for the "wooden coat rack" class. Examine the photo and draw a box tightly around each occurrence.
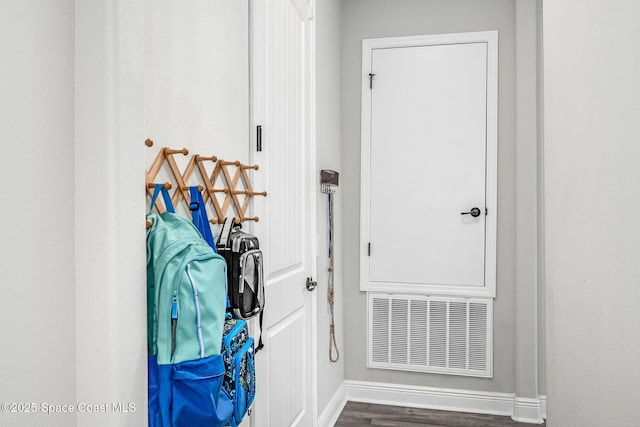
[145,139,266,228]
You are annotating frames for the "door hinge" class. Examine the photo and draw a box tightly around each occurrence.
[369,73,376,89]
[368,242,371,256]
[257,125,263,152]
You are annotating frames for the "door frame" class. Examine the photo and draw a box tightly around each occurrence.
[359,31,498,298]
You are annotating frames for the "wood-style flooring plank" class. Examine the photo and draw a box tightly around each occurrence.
[334,402,545,427]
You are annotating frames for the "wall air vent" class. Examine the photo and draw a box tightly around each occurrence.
[368,293,492,377]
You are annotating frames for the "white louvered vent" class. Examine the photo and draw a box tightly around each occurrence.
[368,294,492,377]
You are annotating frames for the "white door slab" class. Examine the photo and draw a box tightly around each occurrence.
[251,0,316,425]
[360,32,498,297]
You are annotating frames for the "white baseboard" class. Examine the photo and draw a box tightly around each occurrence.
[317,381,346,427]
[344,380,514,416]
[540,395,547,419]
[334,380,545,425]
[513,397,545,424]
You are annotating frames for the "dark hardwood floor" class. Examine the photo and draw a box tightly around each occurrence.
[334,401,545,427]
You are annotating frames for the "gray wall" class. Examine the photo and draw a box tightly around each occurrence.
[515,0,544,401]
[535,0,546,397]
[544,1,640,425]
[0,2,76,426]
[316,0,346,416]
[341,0,542,395]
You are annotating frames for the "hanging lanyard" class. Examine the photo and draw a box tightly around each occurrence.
[328,192,339,363]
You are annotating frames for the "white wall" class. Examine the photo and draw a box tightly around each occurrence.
[2,2,147,426]
[0,2,76,426]
[145,0,249,166]
[544,1,640,425]
[75,0,147,426]
[315,0,346,418]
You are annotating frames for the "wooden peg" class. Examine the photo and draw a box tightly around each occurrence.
[147,182,172,189]
[220,160,241,166]
[164,147,189,156]
[239,216,259,222]
[241,164,259,170]
[145,138,154,147]
[208,218,220,225]
[231,190,267,196]
[181,184,204,192]
[146,219,153,228]
[196,154,218,162]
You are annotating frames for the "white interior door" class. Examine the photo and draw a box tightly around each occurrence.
[251,0,315,426]
[360,32,497,297]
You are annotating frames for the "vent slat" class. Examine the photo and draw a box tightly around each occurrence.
[369,294,491,377]
[469,302,488,371]
[429,300,447,368]
[371,298,389,363]
[390,299,408,364]
[448,302,467,369]
[409,300,428,365]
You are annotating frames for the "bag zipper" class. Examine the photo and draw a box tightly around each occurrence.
[171,291,178,358]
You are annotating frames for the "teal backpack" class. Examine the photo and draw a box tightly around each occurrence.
[147,185,232,427]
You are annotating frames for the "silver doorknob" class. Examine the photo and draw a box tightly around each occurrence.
[306,277,317,291]
[461,207,481,217]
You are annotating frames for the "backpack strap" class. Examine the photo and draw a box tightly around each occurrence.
[189,186,217,252]
[255,311,264,353]
[149,184,175,214]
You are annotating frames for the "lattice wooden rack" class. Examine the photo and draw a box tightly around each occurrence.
[145,139,266,228]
